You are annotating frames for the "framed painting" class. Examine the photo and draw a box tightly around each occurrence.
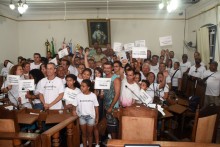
[87,19,111,48]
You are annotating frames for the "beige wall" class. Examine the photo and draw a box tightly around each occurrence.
[17,19,185,60]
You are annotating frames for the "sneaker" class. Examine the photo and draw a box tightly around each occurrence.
[80,143,83,147]
[95,144,100,147]
[108,134,112,139]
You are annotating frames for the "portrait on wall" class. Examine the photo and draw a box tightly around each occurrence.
[87,19,111,47]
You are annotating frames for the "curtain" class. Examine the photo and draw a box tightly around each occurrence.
[197,27,210,65]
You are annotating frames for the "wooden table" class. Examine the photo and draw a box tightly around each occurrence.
[17,113,39,125]
[107,139,220,147]
[168,104,187,114]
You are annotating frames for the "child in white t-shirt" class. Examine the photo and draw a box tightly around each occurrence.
[72,79,99,147]
[63,74,81,109]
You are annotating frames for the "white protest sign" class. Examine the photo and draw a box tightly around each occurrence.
[7,75,20,85]
[139,89,153,105]
[6,62,14,71]
[124,43,134,52]
[132,47,147,58]
[49,57,58,65]
[19,91,29,104]
[135,40,146,47]
[19,79,35,91]
[117,51,127,61]
[95,78,111,89]
[159,36,172,46]
[63,88,80,102]
[113,42,123,52]
[58,48,68,59]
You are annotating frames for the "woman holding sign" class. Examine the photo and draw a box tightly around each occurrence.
[1,65,32,108]
[63,74,81,109]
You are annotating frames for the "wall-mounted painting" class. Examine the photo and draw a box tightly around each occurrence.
[87,19,111,47]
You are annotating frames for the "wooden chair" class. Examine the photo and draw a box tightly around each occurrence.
[0,107,41,147]
[120,104,158,141]
[191,103,219,143]
[194,79,206,108]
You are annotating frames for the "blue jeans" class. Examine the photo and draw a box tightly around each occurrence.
[79,115,95,126]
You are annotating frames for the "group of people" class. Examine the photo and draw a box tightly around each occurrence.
[1,41,220,147]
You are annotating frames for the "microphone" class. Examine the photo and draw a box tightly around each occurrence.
[125,85,145,105]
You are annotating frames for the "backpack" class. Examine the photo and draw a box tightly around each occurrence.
[188,95,200,112]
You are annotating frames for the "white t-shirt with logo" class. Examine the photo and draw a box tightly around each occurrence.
[202,70,220,96]
[180,61,191,73]
[150,64,159,75]
[169,68,182,87]
[30,62,42,70]
[73,92,99,119]
[38,77,64,109]
[63,87,81,105]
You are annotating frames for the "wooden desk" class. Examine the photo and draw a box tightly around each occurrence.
[46,113,72,124]
[0,132,41,147]
[17,113,39,125]
[107,139,220,147]
[168,104,187,114]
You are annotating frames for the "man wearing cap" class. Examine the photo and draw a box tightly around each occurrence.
[202,61,220,107]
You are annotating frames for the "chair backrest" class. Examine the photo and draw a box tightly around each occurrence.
[194,79,206,107]
[121,104,158,141]
[0,108,18,147]
[192,104,219,143]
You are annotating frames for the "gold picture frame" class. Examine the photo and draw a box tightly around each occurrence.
[87,19,111,48]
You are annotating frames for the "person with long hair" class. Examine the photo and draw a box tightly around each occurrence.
[93,67,104,147]
[72,79,99,147]
[25,69,45,110]
[1,65,32,108]
[63,74,81,109]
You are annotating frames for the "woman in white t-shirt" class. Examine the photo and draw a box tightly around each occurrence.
[63,74,81,109]
[1,65,32,108]
[169,62,182,92]
[73,79,99,147]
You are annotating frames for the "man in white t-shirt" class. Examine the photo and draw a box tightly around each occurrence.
[202,61,220,107]
[30,53,42,70]
[120,68,140,107]
[39,63,64,110]
[159,63,171,90]
[169,51,178,66]
[180,54,191,74]
[188,58,206,79]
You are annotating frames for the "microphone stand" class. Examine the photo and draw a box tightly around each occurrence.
[125,85,146,106]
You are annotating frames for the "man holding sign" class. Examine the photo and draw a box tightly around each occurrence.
[38,63,64,110]
[103,62,121,139]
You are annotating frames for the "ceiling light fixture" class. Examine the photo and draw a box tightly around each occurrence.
[9,0,28,14]
[158,0,179,13]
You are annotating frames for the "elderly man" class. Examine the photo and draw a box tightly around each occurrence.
[38,63,64,110]
[202,61,220,107]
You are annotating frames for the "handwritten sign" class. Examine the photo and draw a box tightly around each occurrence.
[113,42,123,52]
[135,40,146,47]
[139,89,153,105]
[7,75,20,85]
[19,79,35,91]
[159,36,172,46]
[124,43,134,52]
[49,57,58,65]
[117,51,127,61]
[58,48,69,58]
[132,47,147,58]
[63,88,80,102]
[95,78,111,89]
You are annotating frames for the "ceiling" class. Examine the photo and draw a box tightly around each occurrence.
[0,0,200,14]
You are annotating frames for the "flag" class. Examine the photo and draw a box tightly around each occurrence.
[51,38,55,57]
